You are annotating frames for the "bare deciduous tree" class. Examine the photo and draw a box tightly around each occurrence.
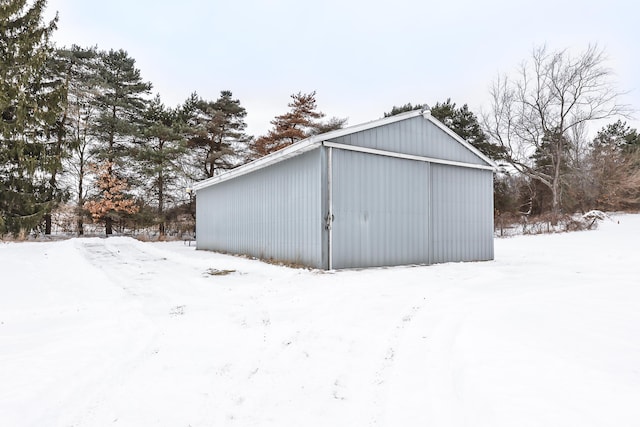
[483,45,630,220]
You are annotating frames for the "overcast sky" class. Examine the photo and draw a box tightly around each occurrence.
[44,0,639,137]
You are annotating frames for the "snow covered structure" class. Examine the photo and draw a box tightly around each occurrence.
[192,110,497,269]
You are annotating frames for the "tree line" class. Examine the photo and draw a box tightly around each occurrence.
[0,1,342,237]
[2,1,637,238]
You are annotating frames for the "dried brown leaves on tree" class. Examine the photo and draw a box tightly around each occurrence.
[589,122,640,210]
[595,150,640,210]
[84,161,139,225]
[252,91,326,157]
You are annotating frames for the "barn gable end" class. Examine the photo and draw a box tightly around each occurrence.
[327,114,488,167]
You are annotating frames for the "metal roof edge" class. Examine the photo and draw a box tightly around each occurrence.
[192,139,321,191]
[421,111,499,170]
[315,109,424,141]
[192,110,425,191]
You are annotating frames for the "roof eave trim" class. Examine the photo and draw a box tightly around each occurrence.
[192,139,322,190]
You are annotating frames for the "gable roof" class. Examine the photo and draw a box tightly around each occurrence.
[192,110,498,191]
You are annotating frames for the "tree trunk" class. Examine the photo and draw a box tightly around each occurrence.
[77,217,84,236]
[105,106,116,238]
[77,168,84,236]
[550,181,560,226]
[45,101,67,236]
[158,166,165,237]
[550,144,563,226]
[44,213,52,235]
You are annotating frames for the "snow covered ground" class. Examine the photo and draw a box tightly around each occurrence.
[1,215,639,427]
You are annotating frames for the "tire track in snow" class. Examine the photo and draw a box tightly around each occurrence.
[369,298,427,426]
[79,238,204,308]
[379,290,473,427]
[68,238,202,426]
[77,238,302,426]
[50,239,167,426]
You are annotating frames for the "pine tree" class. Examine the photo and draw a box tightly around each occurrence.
[136,95,186,236]
[184,90,249,179]
[430,99,506,160]
[383,102,427,117]
[39,47,81,234]
[526,129,572,213]
[0,0,63,235]
[92,49,151,234]
[592,120,640,153]
[253,91,325,157]
[56,45,100,235]
[308,116,348,136]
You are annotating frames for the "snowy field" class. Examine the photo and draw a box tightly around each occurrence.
[1,215,639,427]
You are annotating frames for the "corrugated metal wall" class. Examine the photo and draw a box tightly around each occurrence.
[196,148,324,268]
[328,115,486,166]
[430,163,494,263]
[331,149,431,269]
[194,114,494,270]
[329,149,494,268]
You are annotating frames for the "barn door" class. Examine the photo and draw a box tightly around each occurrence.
[329,148,430,269]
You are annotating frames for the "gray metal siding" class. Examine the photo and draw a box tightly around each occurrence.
[194,115,495,270]
[196,148,323,268]
[430,164,494,264]
[331,149,430,269]
[328,115,487,166]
